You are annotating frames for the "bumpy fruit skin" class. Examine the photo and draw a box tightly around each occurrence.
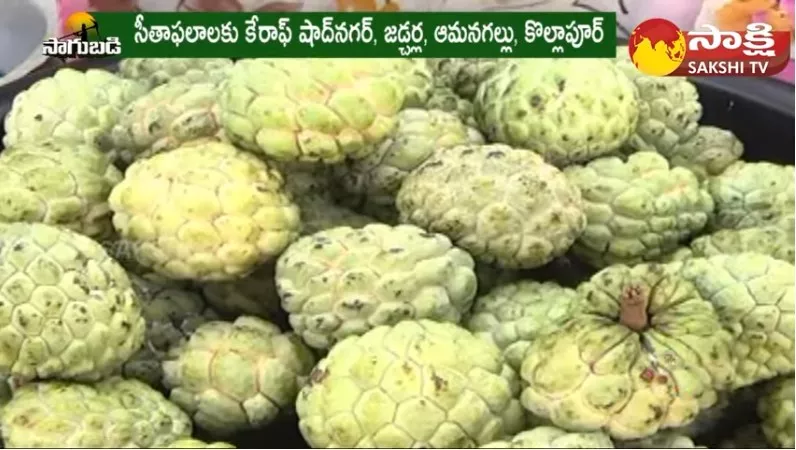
[167,438,236,448]
[758,377,795,448]
[198,264,284,321]
[466,281,583,371]
[397,144,587,269]
[431,58,502,100]
[0,377,192,448]
[564,152,714,268]
[618,431,704,448]
[480,426,614,448]
[520,263,735,440]
[275,224,477,349]
[162,316,316,437]
[688,224,795,263]
[3,68,147,149]
[670,253,794,388]
[0,222,146,382]
[0,141,122,239]
[707,161,794,231]
[219,58,429,164]
[475,59,639,167]
[296,320,525,448]
[118,58,234,88]
[424,86,476,126]
[663,126,744,181]
[108,139,301,281]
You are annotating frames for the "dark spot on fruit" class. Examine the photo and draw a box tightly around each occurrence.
[121,321,131,330]
[486,151,504,159]
[34,114,42,121]
[650,405,663,420]
[530,95,542,108]
[557,79,566,91]
[388,248,403,253]
[461,148,474,155]
[310,367,329,384]
[418,232,434,238]
[17,315,27,328]
[12,243,24,252]
[431,371,447,391]
[148,122,161,134]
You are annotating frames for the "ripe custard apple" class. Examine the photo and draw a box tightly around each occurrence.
[757,377,795,448]
[296,320,525,448]
[396,144,587,269]
[118,58,233,89]
[167,438,236,448]
[707,161,794,231]
[0,141,122,239]
[162,316,315,437]
[474,59,639,167]
[335,108,484,211]
[108,139,301,281]
[481,426,614,448]
[424,86,476,126]
[0,377,191,448]
[465,281,583,371]
[687,223,795,263]
[275,223,477,349]
[0,222,146,383]
[661,126,744,181]
[671,253,794,388]
[520,263,736,440]
[431,58,502,101]
[3,68,147,149]
[564,152,714,268]
[219,58,430,164]
[617,431,704,448]
[198,264,284,322]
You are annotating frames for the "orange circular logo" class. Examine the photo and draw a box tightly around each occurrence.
[64,11,99,41]
[629,18,687,76]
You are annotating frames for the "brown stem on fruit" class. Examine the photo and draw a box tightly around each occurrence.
[619,285,650,332]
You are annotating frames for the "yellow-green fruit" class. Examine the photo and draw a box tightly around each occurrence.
[0,141,122,239]
[758,377,795,448]
[431,58,502,100]
[162,316,315,437]
[520,263,735,440]
[481,426,614,448]
[397,144,587,269]
[424,86,476,126]
[108,139,301,282]
[662,126,744,181]
[276,224,477,349]
[0,377,192,447]
[296,320,525,448]
[3,68,147,149]
[118,58,233,88]
[475,59,639,167]
[688,223,795,263]
[198,264,283,321]
[167,438,236,448]
[0,222,146,383]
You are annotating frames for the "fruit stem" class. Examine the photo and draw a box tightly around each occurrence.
[619,285,649,332]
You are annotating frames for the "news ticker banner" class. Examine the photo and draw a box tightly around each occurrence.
[49,12,617,58]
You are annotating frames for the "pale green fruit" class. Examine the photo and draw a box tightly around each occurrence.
[481,426,614,448]
[424,86,477,126]
[431,58,502,100]
[118,58,233,88]
[758,377,795,448]
[688,223,794,263]
[663,126,744,181]
[167,438,236,448]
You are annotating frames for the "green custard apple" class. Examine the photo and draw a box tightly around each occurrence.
[198,264,284,321]
[474,59,639,167]
[396,143,586,269]
[162,316,315,437]
[757,377,795,448]
[430,58,502,101]
[118,58,233,89]
[617,431,705,448]
[662,126,744,181]
[520,262,735,440]
[687,223,795,263]
[481,426,614,448]
[0,141,122,239]
[0,222,146,383]
[424,86,477,126]
[3,68,147,149]
[296,320,525,448]
[466,281,584,371]
[108,139,301,282]
[167,438,236,448]
[275,223,477,349]
[564,151,714,268]
[0,377,192,447]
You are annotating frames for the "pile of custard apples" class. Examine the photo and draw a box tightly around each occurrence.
[0,51,790,449]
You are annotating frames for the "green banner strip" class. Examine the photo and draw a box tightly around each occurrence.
[88,12,617,58]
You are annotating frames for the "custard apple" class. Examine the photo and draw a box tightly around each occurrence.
[396,144,586,269]
[466,281,583,371]
[198,264,283,321]
[424,86,476,126]
[431,58,502,100]
[687,223,795,263]
[662,126,744,181]
[0,377,191,447]
[219,58,431,164]
[275,223,477,349]
[564,151,714,268]
[162,316,315,437]
[520,262,735,440]
[3,68,147,149]
[758,376,795,448]
[617,431,705,448]
[118,58,233,89]
[474,59,639,167]
[167,438,236,448]
[720,424,769,448]
[296,320,525,448]
[481,426,614,448]
[707,161,795,231]
[108,139,301,281]
[0,141,122,239]
[0,222,146,383]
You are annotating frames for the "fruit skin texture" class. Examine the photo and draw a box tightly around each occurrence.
[296,320,525,448]
[397,144,587,269]
[167,438,236,448]
[757,377,795,448]
[275,224,477,349]
[564,152,714,268]
[0,141,123,239]
[480,426,614,448]
[162,316,315,437]
[431,58,502,101]
[118,58,234,88]
[3,68,147,149]
[108,139,301,282]
[465,281,583,371]
[688,223,795,263]
[424,86,476,126]
[662,126,744,181]
[520,263,735,440]
[219,58,428,164]
[0,377,192,448]
[474,59,639,167]
[707,161,795,231]
[0,222,146,383]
